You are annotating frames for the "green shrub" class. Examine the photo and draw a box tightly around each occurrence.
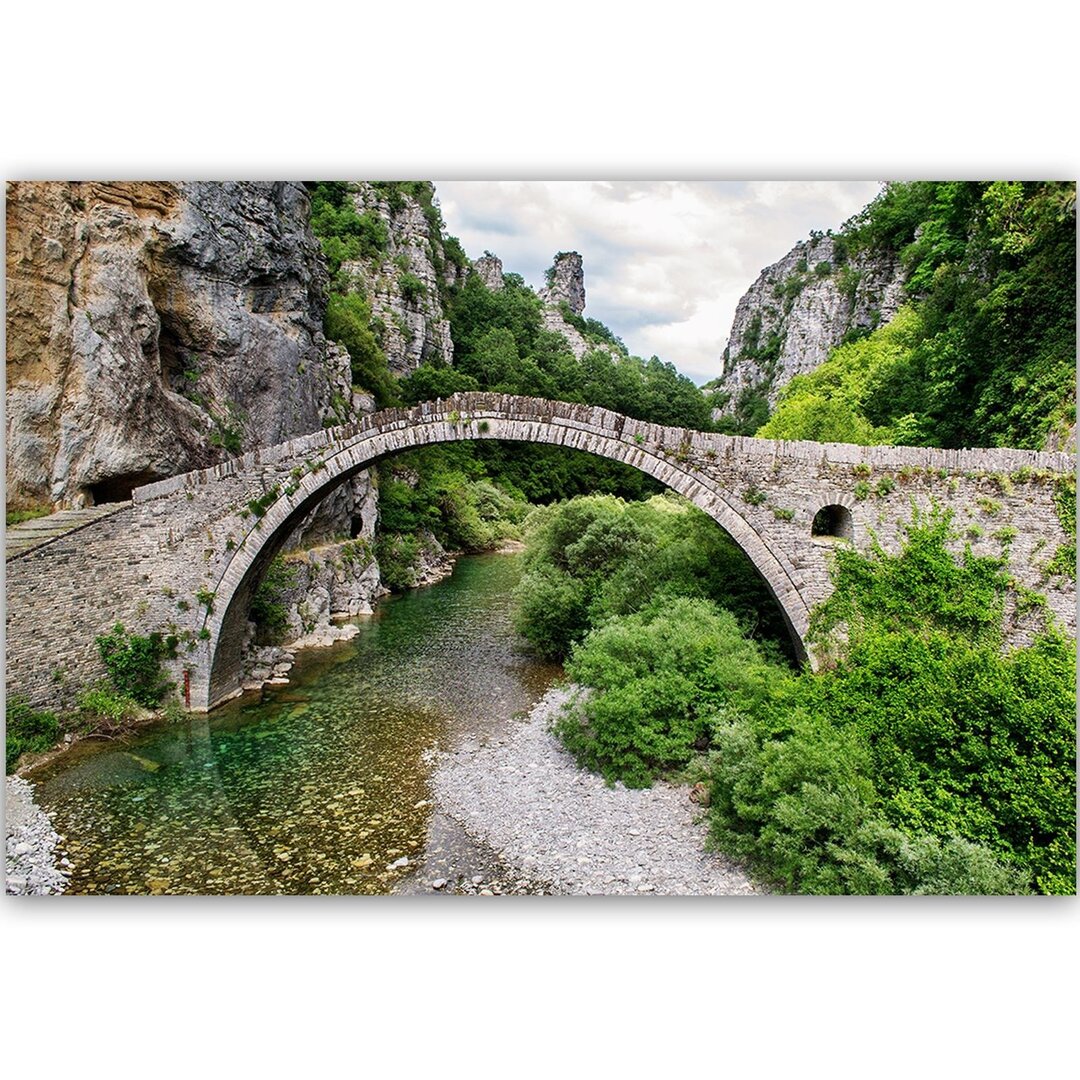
[325,292,398,408]
[308,183,388,277]
[6,506,50,526]
[703,712,1029,894]
[77,683,141,725]
[512,565,588,661]
[251,557,299,643]
[6,697,61,772]
[375,533,422,592]
[557,597,789,788]
[399,271,426,303]
[95,624,171,707]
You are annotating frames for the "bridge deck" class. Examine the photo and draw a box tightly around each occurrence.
[5,505,124,561]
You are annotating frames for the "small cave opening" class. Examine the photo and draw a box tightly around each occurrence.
[349,515,364,539]
[811,504,854,542]
[88,469,166,505]
[157,319,184,388]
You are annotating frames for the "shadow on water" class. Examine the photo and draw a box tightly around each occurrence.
[32,553,561,895]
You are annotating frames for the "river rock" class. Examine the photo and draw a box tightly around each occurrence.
[432,687,763,896]
[6,775,70,895]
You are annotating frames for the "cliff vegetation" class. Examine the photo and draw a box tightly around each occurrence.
[752,182,1076,451]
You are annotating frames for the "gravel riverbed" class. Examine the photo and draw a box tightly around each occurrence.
[432,687,762,896]
[6,775,71,895]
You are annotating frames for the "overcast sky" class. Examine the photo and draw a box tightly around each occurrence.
[433,180,883,385]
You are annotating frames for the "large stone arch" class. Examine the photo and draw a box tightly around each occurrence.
[191,397,812,710]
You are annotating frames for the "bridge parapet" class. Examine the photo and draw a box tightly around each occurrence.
[131,393,1074,504]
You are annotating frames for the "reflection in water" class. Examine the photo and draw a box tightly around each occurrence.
[33,554,560,895]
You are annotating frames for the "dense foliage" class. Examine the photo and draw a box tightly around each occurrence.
[512,494,795,664]
[377,445,528,561]
[522,499,1075,893]
[6,697,60,772]
[324,292,397,408]
[308,181,388,280]
[759,181,1076,450]
[95,623,171,708]
[250,557,300,643]
[558,597,784,788]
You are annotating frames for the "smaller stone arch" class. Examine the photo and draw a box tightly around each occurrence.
[811,503,854,542]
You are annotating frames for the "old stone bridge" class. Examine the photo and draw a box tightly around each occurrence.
[6,394,1075,712]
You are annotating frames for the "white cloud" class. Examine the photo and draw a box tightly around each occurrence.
[433,179,882,383]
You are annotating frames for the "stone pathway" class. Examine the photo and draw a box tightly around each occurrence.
[6,505,122,561]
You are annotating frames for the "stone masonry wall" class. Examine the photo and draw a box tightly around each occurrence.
[7,395,1074,713]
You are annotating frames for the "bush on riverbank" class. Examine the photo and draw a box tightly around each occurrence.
[5,698,61,773]
[556,597,787,788]
[96,623,172,707]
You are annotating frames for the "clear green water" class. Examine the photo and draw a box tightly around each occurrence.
[32,553,560,895]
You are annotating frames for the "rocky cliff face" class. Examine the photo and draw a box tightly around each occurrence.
[536,250,597,360]
[472,253,504,291]
[340,183,460,375]
[713,233,907,418]
[6,181,355,509]
[5,180,395,678]
[539,251,586,315]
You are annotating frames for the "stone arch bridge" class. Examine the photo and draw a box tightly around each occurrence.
[6,394,1075,712]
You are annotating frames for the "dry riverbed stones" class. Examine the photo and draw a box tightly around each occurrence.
[432,687,761,896]
[5,775,71,895]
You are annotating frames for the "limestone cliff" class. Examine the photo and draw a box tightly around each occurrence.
[472,248,616,362]
[471,252,505,291]
[537,250,597,360]
[539,250,586,315]
[712,233,906,420]
[5,181,354,509]
[338,182,461,375]
[5,181,398,671]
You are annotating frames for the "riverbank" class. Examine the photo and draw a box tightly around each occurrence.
[5,776,70,894]
[432,687,762,896]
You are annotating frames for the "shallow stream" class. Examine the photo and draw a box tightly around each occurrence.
[32,553,561,895]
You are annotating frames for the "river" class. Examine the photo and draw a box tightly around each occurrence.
[31,552,561,895]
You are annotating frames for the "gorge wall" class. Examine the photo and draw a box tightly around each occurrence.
[712,232,906,420]
[5,182,353,510]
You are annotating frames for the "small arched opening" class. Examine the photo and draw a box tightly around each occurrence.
[811,503,854,542]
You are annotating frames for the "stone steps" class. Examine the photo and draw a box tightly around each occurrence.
[5,505,124,560]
